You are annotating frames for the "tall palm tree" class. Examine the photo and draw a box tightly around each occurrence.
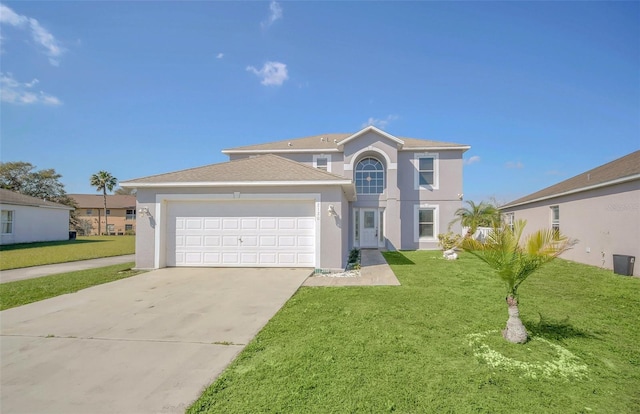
[462,220,574,344]
[449,200,500,238]
[90,171,117,235]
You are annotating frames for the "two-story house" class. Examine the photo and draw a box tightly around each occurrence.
[121,126,469,270]
[69,194,137,235]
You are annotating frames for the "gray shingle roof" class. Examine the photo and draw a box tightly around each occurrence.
[68,194,136,209]
[222,132,469,153]
[0,188,74,210]
[502,150,640,208]
[121,154,351,185]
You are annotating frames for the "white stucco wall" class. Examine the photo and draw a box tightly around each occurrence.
[0,204,70,245]
[502,180,640,276]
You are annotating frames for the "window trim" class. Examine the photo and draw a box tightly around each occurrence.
[355,157,385,195]
[1,210,14,234]
[313,154,332,172]
[414,204,439,242]
[414,152,439,190]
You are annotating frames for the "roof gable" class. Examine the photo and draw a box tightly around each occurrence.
[121,154,351,186]
[336,126,404,146]
[502,150,640,208]
[0,188,74,210]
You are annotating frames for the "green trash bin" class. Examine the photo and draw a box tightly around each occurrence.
[612,254,635,276]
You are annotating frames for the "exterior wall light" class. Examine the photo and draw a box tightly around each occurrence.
[328,205,338,217]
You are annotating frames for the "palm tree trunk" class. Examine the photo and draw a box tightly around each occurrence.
[503,295,528,344]
[103,188,108,235]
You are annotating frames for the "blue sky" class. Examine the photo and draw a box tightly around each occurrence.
[1,1,638,203]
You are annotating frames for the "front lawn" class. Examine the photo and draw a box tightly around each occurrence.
[0,236,135,270]
[188,251,640,413]
[0,262,142,310]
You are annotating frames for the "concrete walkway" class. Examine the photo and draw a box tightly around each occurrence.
[0,255,136,283]
[303,249,401,287]
[1,267,310,414]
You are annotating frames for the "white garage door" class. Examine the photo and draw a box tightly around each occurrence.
[166,200,316,267]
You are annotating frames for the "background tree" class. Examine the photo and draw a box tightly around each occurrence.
[90,171,117,235]
[0,161,79,228]
[449,200,501,238]
[462,220,574,344]
[114,187,136,196]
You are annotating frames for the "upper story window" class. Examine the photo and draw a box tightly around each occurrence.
[313,154,331,172]
[126,209,136,220]
[106,209,111,215]
[355,157,384,194]
[414,153,439,190]
[1,210,14,234]
[86,209,93,215]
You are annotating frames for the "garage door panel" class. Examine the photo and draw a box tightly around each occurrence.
[259,219,277,230]
[168,201,316,267]
[259,236,277,247]
[222,236,239,247]
[278,219,296,230]
[185,236,203,247]
[222,219,239,230]
[204,236,220,247]
[240,236,258,247]
[185,219,203,230]
[241,218,258,230]
[222,252,239,265]
[298,236,314,247]
[204,219,221,230]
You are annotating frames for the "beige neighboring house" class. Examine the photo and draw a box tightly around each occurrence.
[0,188,74,245]
[121,126,470,270]
[501,150,640,276]
[69,194,137,236]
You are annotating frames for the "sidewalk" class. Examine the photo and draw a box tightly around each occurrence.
[303,249,401,287]
[0,255,136,284]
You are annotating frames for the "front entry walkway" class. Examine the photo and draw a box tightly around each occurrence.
[303,249,401,287]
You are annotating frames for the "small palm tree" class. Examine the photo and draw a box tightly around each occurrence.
[462,220,574,344]
[90,171,117,235]
[449,200,500,238]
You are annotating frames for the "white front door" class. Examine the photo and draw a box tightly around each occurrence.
[360,209,378,248]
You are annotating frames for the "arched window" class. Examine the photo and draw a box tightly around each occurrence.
[355,157,384,194]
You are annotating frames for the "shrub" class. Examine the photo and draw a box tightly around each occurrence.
[438,232,462,251]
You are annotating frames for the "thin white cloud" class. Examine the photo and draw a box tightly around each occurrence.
[464,156,481,165]
[261,1,283,28]
[246,61,288,86]
[505,161,524,169]
[361,115,399,129]
[216,53,224,59]
[0,3,64,65]
[1,72,62,106]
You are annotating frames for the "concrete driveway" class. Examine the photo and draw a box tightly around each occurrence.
[0,267,310,414]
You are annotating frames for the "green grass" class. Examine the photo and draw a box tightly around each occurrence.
[0,236,135,270]
[188,251,640,414]
[0,262,143,310]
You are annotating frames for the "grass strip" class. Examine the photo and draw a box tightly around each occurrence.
[187,251,640,414]
[0,236,135,270]
[0,262,142,310]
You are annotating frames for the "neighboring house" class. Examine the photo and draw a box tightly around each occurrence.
[121,126,469,270]
[69,194,137,236]
[0,188,74,245]
[501,150,640,276]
